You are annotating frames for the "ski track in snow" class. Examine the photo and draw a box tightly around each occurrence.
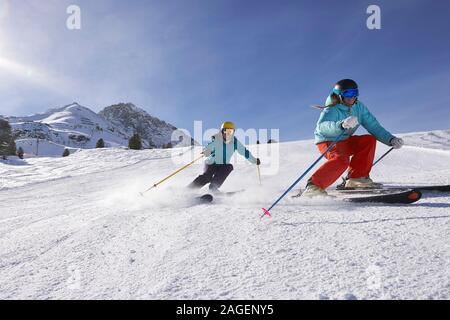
[0,131,449,299]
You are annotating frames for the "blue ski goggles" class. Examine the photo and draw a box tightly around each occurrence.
[340,88,359,98]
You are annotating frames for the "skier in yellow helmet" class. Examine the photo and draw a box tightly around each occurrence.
[189,121,260,192]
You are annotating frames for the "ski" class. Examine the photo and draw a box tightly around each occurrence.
[336,184,384,191]
[336,180,450,193]
[214,189,246,197]
[195,194,213,204]
[402,185,450,192]
[292,187,422,204]
[331,187,409,195]
[336,189,422,204]
[192,190,243,204]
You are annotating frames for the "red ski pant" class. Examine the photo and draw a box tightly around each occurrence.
[310,135,377,189]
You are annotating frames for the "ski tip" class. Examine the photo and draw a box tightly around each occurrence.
[200,194,214,202]
[408,190,422,202]
[138,192,144,197]
[260,208,272,219]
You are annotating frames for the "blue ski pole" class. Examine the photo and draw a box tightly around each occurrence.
[261,131,346,218]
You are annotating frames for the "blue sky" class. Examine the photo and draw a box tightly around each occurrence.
[0,0,449,141]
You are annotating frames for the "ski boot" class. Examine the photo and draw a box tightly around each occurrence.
[301,180,328,198]
[344,177,383,189]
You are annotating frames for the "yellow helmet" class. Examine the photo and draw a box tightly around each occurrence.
[221,121,236,130]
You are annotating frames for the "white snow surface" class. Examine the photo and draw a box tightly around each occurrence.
[15,139,79,158]
[0,130,449,300]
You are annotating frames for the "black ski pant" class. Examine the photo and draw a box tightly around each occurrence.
[189,163,234,190]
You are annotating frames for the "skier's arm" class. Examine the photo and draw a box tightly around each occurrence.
[316,109,345,138]
[235,138,257,164]
[202,139,215,156]
[360,103,395,146]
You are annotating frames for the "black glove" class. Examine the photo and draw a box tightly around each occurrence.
[256,158,261,166]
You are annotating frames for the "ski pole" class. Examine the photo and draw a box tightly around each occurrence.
[256,140,262,185]
[261,131,346,218]
[139,154,204,195]
[257,164,262,186]
[372,147,394,167]
[337,146,396,189]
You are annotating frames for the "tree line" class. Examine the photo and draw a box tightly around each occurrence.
[2,122,276,160]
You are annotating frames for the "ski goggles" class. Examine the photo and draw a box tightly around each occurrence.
[340,88,359,98]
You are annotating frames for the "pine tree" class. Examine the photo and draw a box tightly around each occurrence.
[96,138,105,148]
[0,142,7,160]
[128,133,142,150]
[62,148,70,157]
[17,147,24,159]
[0,119,16,159]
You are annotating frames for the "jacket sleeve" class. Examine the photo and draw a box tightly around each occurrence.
[316,108,345,138]
[235,138,257,164]
[202,138,215,156]
[359,103,395,146]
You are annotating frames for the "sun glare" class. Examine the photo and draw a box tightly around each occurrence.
[0,0,10,20]
[0,56,34,78]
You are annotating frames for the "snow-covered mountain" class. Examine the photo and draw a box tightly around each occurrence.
[8,103,129,150]
[399,130,450,151]
[99,103,193,149]
[7,102,193,155]
[0,130,449,299]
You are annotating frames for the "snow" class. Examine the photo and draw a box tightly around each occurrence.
[15,139,79,158]
[0,147,191,190]
[0,130,449,299]
[399,130,450,151]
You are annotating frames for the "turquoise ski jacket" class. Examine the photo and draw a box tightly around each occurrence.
[314,99,395,146]
[203,133,257,165]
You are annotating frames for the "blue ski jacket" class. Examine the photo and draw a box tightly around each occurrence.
[314,98,395,146]
[203,133,257,165]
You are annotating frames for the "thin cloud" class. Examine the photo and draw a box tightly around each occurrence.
[0,56,73,93]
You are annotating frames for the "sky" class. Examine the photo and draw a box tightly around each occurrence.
[0,0,449,142]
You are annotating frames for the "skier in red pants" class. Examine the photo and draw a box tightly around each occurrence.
[303,79,404,197]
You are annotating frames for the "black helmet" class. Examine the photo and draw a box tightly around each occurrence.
[333,79,358,94]
[331,79,359,105]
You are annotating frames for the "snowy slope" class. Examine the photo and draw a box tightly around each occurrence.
[15,139,79,158]
[0,130,449,299]
[399,130,450,151]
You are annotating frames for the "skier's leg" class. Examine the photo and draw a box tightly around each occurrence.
[209,164,234,190]
[347,135,377,178]
[310,140,351,189]
[189,163,217,189]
